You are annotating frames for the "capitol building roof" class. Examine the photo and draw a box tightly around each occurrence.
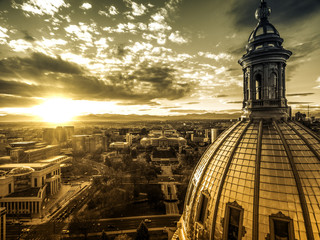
[173,1,320,240]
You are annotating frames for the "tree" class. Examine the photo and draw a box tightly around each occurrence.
[101,230,109,240]
[145,168,157,183]
[69,215,97,240]
[115,234,132,240]
[135,221,149,240]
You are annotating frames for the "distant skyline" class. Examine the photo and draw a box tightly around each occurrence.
[0,0,319,122]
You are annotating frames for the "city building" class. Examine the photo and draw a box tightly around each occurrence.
[126,133,133,146]
[141,135,187,148]
[43,126,74,144]
[0,162,61,218]
[8,142,60,163]
[211,128,224,143]
[72,134,106,154]
[173,1,320,240]
[109,142,130,150]
[0,207,5,240]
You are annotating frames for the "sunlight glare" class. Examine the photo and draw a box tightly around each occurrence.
[33,98,77,123]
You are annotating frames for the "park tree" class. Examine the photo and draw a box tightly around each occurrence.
[115,234,132,240]
[100,230,109,240]
[135,221,149,240]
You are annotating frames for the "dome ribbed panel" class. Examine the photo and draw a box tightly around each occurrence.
[263,122,307,239]
[182,121,242,235]
[186,121,247,238]
[279,122,320,238]
[192,122,241,187]
[201,122,247,192]
[289,121,320,157]
[213,121,259,240]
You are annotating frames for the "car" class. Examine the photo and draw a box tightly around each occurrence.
[144,219,152,223]
[62,229,70,234]
[21,228,30,233]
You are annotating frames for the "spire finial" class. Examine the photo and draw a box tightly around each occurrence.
[255,0,271,21]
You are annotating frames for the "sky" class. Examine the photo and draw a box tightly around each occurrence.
[0,0,319,122]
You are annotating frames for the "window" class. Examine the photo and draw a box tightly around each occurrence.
[8,183,11,194]
[255,74,262,100]
[197,192,209,224]
[34,178,37,187]
[269,212,294,240]
[269,72,277,99]
[223,201,244,240]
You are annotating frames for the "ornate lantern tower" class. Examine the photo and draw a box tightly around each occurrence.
[239,0,292,119]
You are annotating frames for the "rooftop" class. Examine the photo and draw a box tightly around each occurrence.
[5,187,41,198]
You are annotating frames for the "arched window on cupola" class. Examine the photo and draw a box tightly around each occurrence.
[269,72,277,99]
[255,74,262,100]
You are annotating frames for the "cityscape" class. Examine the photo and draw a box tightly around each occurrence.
[0,0,320,240]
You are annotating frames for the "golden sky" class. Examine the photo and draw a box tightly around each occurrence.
[0,0,319,122]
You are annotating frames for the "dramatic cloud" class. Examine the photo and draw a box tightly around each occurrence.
[0,0,318,118]
[0,53,83,78]
[0,95,43,107]
[12,0,70,16]
[229,0,320,28]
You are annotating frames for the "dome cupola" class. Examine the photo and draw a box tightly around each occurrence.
[239,0,292,120]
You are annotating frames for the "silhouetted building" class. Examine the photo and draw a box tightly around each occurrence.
[173,1,320,240]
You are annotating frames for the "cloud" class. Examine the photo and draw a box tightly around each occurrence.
[124,0,147,17]
[12,0,70,16]
[0,52,83,76]
[215,94,229,98]
[0,95,43,107]
[161,106,181,109]
[22,31,35,42]
[169,109,208,114]
[80,3,92,10]
[226,101,242,104]
[289,101,314,104]
[0,27,9,44]
[198,52,233,61]
[186,102,200,104]
[229,0,320,28]
[287,92,314,97]
[8,39,33,52]
[109,6,119,15]
[0,52,191,106]
[168,31,188,44]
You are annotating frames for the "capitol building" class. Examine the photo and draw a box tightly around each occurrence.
[173,1,320,240]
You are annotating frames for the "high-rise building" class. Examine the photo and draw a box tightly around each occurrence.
[173,1,320,240]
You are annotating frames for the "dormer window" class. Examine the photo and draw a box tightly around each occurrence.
[223,201,244,240]
[196,192,209,224]
[269,212,295,240]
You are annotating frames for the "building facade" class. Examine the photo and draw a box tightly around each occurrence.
[0,162,61,218]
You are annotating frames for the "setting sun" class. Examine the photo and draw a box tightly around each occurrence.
[32,98,77,123]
